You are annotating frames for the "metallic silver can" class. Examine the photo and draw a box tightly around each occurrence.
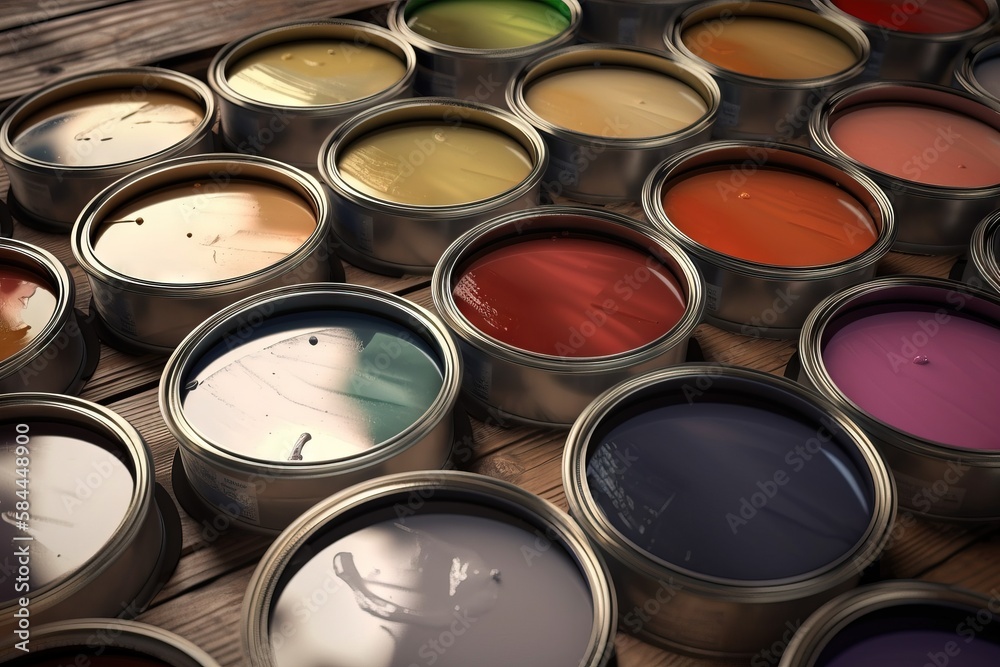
[780,581,1000,666]
[579,0,699,49]
[506,44,720,203]
[431,206,704,428]
[0,394,181,636]
[815,0,999,84]
[0,67,216,233]
[956,36,1000,105]
[72,153,341,354]
[963,210,1000,293]
[0,239,99,395]
[387,0,581,108]
[665,1,869,141]
[564,365,895,657]
[642,141,895,338]
[797,276,1000,521]
[0,619,220,666]
[318,98,547,275]
[810,81,1000,255]
[209,20,417,173]
[161,283,462,534]
[241,470,618,667]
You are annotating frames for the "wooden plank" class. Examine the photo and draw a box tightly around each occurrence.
[0,2,130,32]
[0,0,390,102]
[919,529,1000,596]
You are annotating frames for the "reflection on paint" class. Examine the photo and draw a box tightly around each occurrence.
[524,67,707,138]
[829,104,1000,188]
[227,40,406,107]
[0,422,133,604]
[0,267,57,363]
[93,179,316,284]
[453,235,686,356]
[406,0,569,49]
[271,512,594,667]
[587,400,874,581]
[823,305,1000,449]
[13,89,204,166]
[181,312,444,463]
[337,122,533,206]
[682,16,857,79]
[661,166,878,266]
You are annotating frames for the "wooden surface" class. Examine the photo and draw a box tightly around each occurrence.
[3,3,1000,666]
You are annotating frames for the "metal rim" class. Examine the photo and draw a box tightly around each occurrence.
[666,0,870,88]
[388,0,582,59]
[563,364,895,600]
[0,67,216,175]
[957,36,1000,106]
[798,275,1000,462]
[641,140,896,279]
[430,205,705,372]
[208,19,417,116]
[0,394,156,617]
[0,618,220,665]
[0,239,76,380]
[816,0,1000,42]
[970,210,1000,293]
[809,80,1000,198]
[318,96,548,217]
[241,469,617,667]
[71,153,332,299]
[779,581,1000,666]
[160,283,462,475]
[506,43,720,147]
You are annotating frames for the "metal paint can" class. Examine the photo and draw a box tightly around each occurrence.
[387,0,581,108]
[665,1,869,141]
[241,470,617,667]
[564,364,895,656]
[431,205,704,428]
[318,98,547,275]
[0,238,100,395]
[209,20,417,173]
[0,67,216,233]
[162,283,462,534]
[72,153,341,354]
[797,276,1000,520]
[0,394,181,636]
[506,44,719,203]
[642,141,895,338]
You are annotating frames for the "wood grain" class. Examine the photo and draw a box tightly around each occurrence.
[0,0,392,102]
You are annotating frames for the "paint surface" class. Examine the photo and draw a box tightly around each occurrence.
[830,0,986,34]
[0,422,133,604]
[972,55,1000,100]
[92,179,316,284]
[0,266,57,363]
[829,103,1000,188]
[819,628,1000,666]
[227,40,406,107]
[681,16,857,79]
[823,305,1000,449]
[406,0,570,49]
[524,66,708,138]
[453,235,687,357]
[271,512,595,666]
[661,166,879,266]
[13,89,204,167]
[337,122,533,206]
[182,311,443,463]
[587,396,875,581]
